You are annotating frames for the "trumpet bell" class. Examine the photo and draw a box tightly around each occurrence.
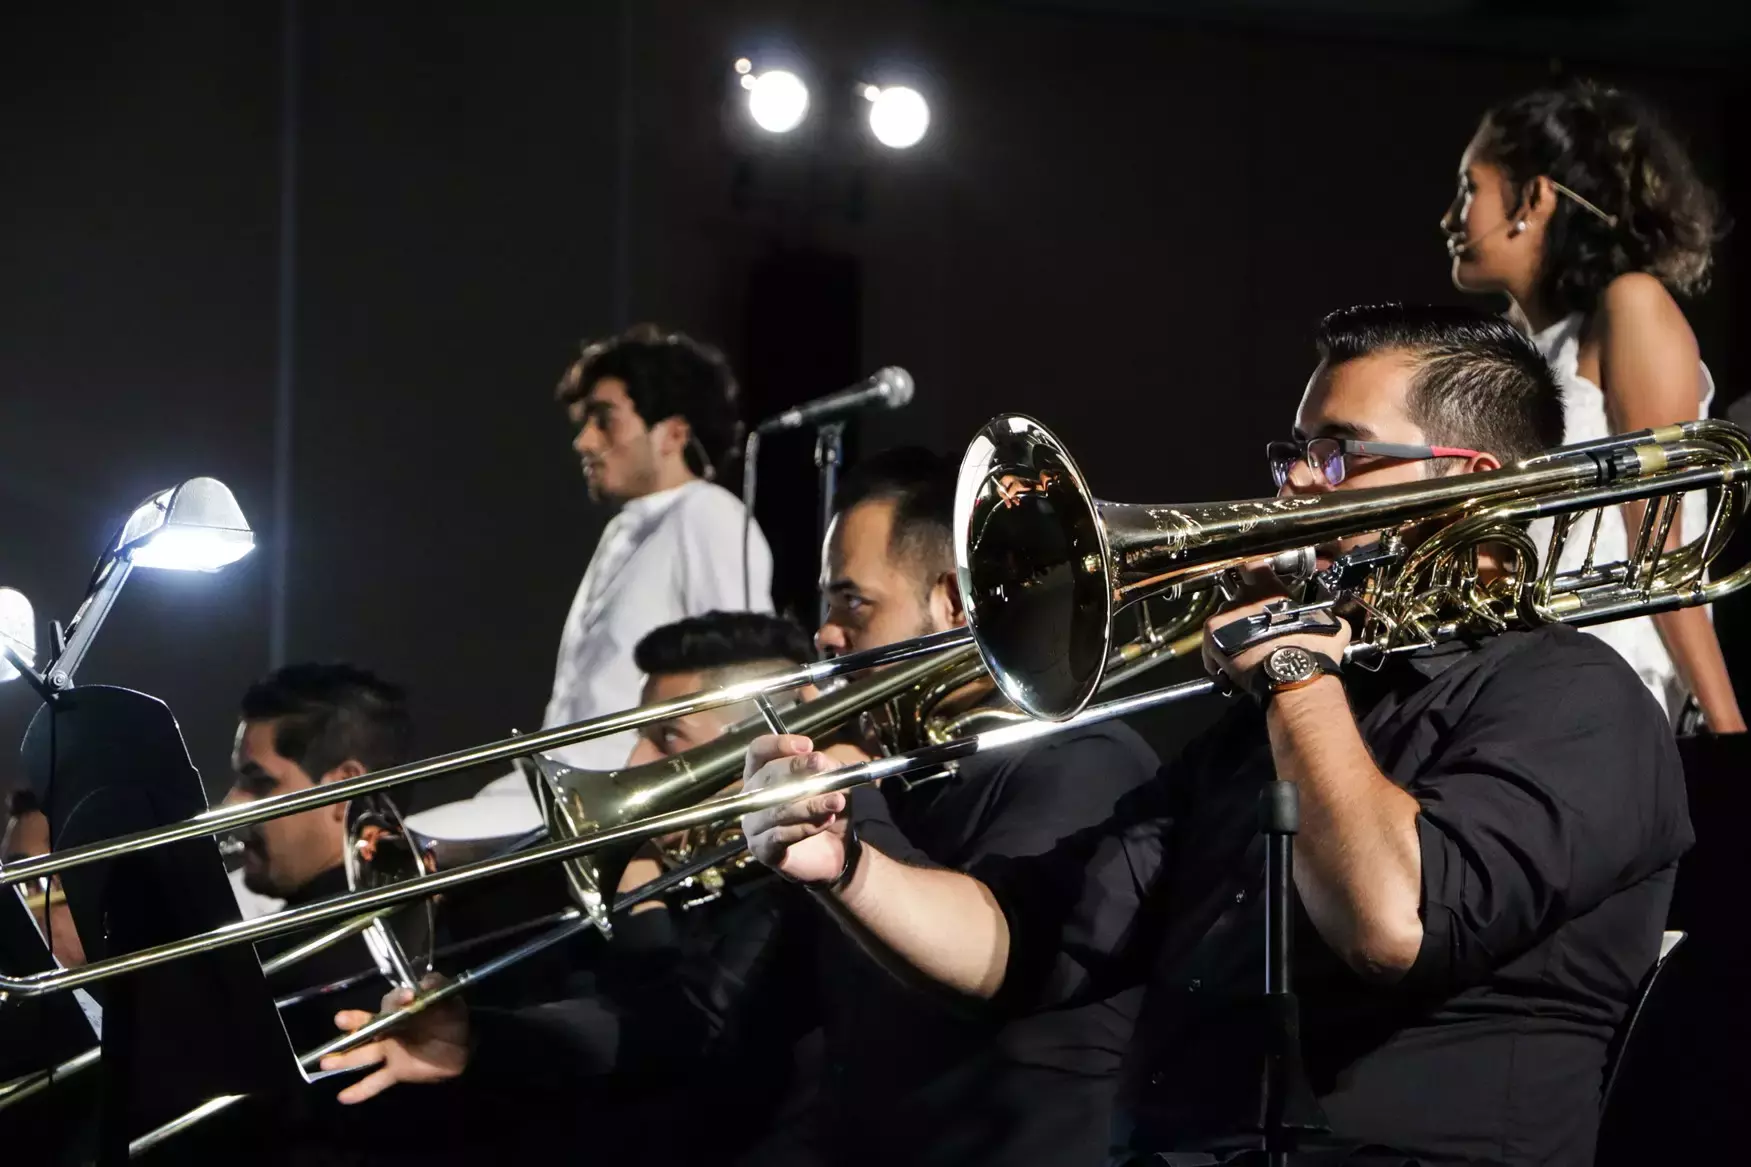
[956,415,1115,721]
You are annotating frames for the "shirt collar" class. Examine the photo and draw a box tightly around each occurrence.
[619,479,697,520]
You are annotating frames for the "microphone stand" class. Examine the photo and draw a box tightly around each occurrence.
[1259,778,1302,1167]
[814,420,846,627]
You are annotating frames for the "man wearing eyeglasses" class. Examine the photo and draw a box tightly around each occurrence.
[740,303,1690,1166]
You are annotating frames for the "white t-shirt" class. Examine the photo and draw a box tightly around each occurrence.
[406,479,773,840]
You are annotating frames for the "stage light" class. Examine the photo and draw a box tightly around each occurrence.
[866,86,929,149]
[746,69,809,134]
[0,588,36,683]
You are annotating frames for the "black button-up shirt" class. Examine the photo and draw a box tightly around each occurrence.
[985,624,1690,1166]
[740,721,1160,1167]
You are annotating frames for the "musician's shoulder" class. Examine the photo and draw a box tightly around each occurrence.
[674,478,750,524]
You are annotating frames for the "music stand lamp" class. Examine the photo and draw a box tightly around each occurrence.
[15,477,255,696]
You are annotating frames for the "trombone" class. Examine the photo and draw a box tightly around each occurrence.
[3,417,1748,1002]
[127,601,1210,1154]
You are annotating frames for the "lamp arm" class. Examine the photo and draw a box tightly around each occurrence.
[46,557,135,690]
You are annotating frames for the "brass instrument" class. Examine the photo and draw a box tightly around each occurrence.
[609,591,1212,915]
[0,629,973,910]
[5,419,1748,1000]
[957,415,1751,717]
[527,641,981,935]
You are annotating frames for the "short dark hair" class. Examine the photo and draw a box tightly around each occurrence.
[555,324,743,479]
[832,447,957,586]
[239,663,412,779]
[1316,304,1564,464]
[1475,80,1725,315]
[633,611,814,677]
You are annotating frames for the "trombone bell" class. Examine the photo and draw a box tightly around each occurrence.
[955,415,1115,723]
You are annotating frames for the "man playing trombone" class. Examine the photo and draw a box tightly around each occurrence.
[319,611,818,1160]
[741,305,1691,1166]
[324,451,1162,1167]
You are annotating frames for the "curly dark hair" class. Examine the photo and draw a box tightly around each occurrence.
[1473,80,1725,317]
[555,324,744,480]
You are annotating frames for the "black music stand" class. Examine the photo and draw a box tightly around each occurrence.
[24,685,296,1163]
[0,887,97,1080]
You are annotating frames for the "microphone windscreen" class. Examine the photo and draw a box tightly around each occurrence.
[881,367,915,408]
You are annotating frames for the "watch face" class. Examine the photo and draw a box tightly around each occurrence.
[1264,645,1320,686]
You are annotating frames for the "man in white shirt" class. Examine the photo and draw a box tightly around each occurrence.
[408,326,774,841]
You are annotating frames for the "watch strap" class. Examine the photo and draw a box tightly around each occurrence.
[1246,649,1343,705]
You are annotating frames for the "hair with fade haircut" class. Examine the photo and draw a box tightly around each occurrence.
[555,323,744,480]
[1316,303,1564,467]
[830,446,956,591]
[239,663,413,779]
[633,611,814,684]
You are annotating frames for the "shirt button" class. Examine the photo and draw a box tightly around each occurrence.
[1150,1072,1167,1087]
[1233,890,1247,904]
[1187,978,1202,992]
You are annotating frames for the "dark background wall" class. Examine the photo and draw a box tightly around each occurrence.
[3,0,1747,806]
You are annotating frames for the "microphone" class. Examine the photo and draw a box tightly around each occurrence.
[1446,217,1518,258]
[755,367,915,434]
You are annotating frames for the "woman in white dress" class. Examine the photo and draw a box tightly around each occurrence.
[1440,79,1743,731]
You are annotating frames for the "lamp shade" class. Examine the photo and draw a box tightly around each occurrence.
[116,478,254,572]
[0,588,34,682]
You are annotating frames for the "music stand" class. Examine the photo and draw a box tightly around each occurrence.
[24,685,296,1163]
[0,886,97,1082]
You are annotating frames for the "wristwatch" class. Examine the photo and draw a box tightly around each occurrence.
[1248,644,1342,704]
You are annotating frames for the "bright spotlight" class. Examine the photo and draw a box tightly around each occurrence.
[867,86,929,149]
[747,69,809,134]
[733,58,752,75]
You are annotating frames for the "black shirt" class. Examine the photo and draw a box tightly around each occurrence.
[986,624,1690,1166]
[754,720,1160,1167]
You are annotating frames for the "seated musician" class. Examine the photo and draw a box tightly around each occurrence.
[741,305,1691,1166]
[225,662,416,1048]
[318,611,816,1158]
[326,454,1162,1167]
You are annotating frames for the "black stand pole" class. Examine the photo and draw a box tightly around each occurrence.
[1260,777,1300,1167]
[815,420,846,627]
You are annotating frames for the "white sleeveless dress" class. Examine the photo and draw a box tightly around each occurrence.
[1530,312,1715,721]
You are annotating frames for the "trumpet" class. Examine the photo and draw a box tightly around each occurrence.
[4,417,1747,1001]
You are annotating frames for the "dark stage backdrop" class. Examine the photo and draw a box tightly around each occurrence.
[2,0,1746,807]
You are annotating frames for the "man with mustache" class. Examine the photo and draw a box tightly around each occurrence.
[224,661,415,1049]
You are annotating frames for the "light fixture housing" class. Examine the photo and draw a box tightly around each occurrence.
[115,477,255,572]
[0,588,36,684]
[45,477,254,690]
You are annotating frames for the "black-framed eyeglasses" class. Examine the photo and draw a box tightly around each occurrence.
[1266,437,1484,489]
